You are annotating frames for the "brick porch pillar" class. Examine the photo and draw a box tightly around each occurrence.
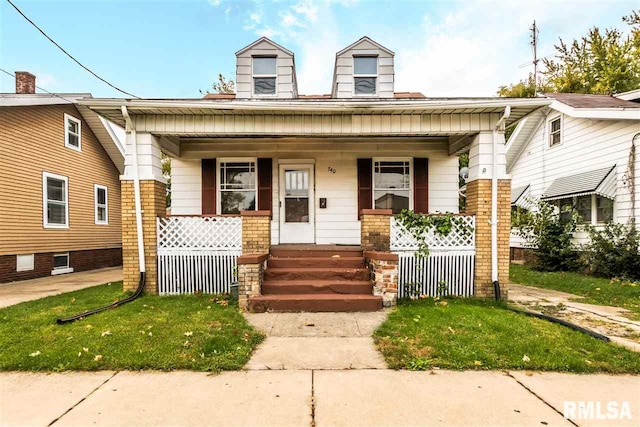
[241,210,271,254]
[465,132,511,299]
[236,254,268,310]
[360,209,393,252]
[121,132,166,293]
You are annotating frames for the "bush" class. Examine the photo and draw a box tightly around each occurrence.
[512,200,583,272]
[585,223,640,280]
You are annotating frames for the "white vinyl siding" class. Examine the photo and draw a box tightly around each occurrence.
[235,39,297,99]
[509,110,640,246]
[94,184,108,224]
[170,142,458,245]
[42,172,69,229]
[64,113,81,151]
[333,38,394,98]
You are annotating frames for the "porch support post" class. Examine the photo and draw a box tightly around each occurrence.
[465,131,511,299]
[121,132,166,293]
[241,210,272,254]
[364,251,398,307]
[360,209,393,252]
[237,254,269,310]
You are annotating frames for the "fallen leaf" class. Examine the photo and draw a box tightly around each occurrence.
[101,331,112,337]
[474,360,482,366]
[522,355,530,363]
[29,351,41,357]
[184,331,193,337]
[78,352,82,357]
[94,355,103,362]
[447,327,456,334]
[83,347,89,353]
[305,323,315,327]
[148,332,153,337]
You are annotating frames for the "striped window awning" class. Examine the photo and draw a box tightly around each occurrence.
[542,166,616,201]
[511,185,530,207]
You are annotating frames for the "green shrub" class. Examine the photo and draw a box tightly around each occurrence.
[585,223,640,280]
[512,199,583,272]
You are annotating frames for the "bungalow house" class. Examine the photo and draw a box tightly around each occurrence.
[0,72,125,283]
[80,36,551,311]
[508,91,640,259]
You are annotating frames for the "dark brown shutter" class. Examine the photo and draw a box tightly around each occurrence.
[257,158,272,212]
[413,158,429,213]
[357,158,373,218]
[202,159,217,215]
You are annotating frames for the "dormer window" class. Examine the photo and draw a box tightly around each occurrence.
[354,56,378,95]
[252,56,277,95]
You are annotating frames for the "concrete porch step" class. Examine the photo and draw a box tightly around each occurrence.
[264,267,370,282]
[248,294,383,313]
[267,257,366,269]
[270,247,363,259]
[261,280,373,295]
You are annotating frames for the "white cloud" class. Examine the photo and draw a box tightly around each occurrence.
[208,0,221,6]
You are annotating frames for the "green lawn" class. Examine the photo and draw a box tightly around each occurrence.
[0,282,264,372]
[374,298,640,373]
[510,263,640,319]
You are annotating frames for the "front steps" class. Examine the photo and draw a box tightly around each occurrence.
[248,246,383,312]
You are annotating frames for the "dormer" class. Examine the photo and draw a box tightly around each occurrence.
[235,37,298,99]
[331,36,395,98]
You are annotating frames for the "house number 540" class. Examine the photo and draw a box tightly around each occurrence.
[327,167,336,174]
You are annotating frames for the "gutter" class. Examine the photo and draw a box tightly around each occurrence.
[57,106,147,323]
[491,106,511,300]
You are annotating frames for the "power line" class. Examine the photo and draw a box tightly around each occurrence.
[5,0,139,98]
[0,68,77,104]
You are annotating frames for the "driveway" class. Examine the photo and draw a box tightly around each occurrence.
[0,267,122,308]
[1,370,638,426]
[510,283,640,352]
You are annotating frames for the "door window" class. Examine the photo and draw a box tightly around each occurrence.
[284,169,309,223]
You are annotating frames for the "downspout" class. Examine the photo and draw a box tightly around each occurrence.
[57,106,146,323]
[491,106,511,301]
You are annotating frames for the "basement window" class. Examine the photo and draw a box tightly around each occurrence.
[252,56,276,95]
[354,56,378,95]
[16,254,34,272]
[64,113,82,151]
[52,253,73,275]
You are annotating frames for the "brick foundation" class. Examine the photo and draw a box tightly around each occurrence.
[121,180,166,293]
[0,247,122,284]
[465,179,511,299]
[241,211,271,254]
[360,209,392,252]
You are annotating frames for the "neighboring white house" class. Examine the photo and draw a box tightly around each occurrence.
[507,90,640,254]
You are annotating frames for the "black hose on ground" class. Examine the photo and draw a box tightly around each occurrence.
[56,272,146,324]
[508,306,611,342]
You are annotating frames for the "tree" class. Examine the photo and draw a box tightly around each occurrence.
[200,74,235,95]
[498,11,640,96]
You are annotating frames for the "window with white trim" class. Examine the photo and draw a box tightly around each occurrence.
[219,160,257,214]
[373,160,411,214]
[252,56,276,95]
[64,113,81,151]
[549,116,562,147]
[94,185,108,224]
[43,172,69,228]
[596,196,614,223]
[354,56,378,95]
[53,253,70,271]
[556,194,614,225]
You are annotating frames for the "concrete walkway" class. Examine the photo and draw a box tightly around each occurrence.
[1,370,638,426]
[244,312,388,369]
[510,283,640,352]
[0,267,122,308]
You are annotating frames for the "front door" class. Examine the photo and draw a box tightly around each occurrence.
[279,164,315,243]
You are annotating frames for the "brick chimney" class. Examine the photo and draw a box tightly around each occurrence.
[15,71,36,94]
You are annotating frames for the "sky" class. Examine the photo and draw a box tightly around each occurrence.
[0,0,637,98]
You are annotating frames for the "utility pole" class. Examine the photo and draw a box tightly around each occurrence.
[531,20,539,96]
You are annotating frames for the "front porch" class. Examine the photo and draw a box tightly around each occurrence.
[78,97,545,307]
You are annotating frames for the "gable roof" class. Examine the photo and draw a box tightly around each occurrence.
[235,37,294,57]
[0,93,125,173]
[336,36,395,56]
[544,93,640,109]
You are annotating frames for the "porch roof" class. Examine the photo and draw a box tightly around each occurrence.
[78,97,552,130]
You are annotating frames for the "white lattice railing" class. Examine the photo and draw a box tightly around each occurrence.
[390,215,475,252]
[156,216,242,295]
[391,215,476,297]
[157,216,241,250]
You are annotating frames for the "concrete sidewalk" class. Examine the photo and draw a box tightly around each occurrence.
[1,370,638,426]
[0,267,122,308]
